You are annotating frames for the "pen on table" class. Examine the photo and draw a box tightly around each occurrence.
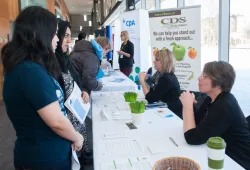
[165,114,173,118]
[113,160,117,169]
[128,158,133,167]
[169,137,178,147]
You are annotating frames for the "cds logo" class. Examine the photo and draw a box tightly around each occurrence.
[123,19,135,27]
[161,17,186,25]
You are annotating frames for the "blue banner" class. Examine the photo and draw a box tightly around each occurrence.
[106,25,113,60]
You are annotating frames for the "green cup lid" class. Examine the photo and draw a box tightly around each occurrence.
[207,137,226,150]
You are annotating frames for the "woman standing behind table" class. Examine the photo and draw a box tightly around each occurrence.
[139,49,182,118]
[1,6,83,170]
[180,61,250,169]
[117,31,134,77]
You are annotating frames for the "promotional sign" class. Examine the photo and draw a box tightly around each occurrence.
[113,19,122,70]
[149,6,201,91]
[120,9,150,82]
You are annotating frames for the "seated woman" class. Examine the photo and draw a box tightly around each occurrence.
[180,61,250,169]
[139,49,182,118]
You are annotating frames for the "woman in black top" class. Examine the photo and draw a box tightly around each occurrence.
[117,31,134,77]
[139,49,182,118]
[180,61,250,169]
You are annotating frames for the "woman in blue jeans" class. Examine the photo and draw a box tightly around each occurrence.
[1,6,83,170]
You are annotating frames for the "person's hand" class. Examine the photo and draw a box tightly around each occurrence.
[179,91,197,108]
[138,72,147,83]
[72,132,84,151]
[117,50,124,55]
[82,91,89,103]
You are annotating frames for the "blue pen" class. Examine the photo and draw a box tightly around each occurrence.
[165,114,173,118]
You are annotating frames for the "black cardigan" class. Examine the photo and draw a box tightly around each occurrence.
[118,40,134,68]
[145,73,182,118]
[185,92,250,169]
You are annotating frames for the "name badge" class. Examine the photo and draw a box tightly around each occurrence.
[120,55,123,58]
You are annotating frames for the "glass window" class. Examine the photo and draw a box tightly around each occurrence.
[160,0,177,9]
[135,0,141,9]
[20,0,47,10]
[185,0,219,68]
[229,0,250,117]
[55,10,63,19]
[146,0,155,10]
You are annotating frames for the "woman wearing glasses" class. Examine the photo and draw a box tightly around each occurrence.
[138,49,182,118]
[117,31,134,77]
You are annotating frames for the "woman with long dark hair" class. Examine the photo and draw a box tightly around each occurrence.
[1,6,83,170]
[55,19,92,168]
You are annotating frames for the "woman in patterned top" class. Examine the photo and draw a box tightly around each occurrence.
[55,19,92,168]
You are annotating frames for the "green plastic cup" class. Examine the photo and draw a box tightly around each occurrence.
[207,137,226,170]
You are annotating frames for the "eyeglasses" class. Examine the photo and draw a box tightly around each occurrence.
[154,58,160,62]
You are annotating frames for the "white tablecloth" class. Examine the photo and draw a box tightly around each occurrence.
[96,71,137,92]
[91,92,244,170]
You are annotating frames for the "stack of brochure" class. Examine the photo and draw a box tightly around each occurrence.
[64,82,90,124]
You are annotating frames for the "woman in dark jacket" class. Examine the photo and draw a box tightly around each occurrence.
[117,31,134,77]
[139,49,182,118]
[180,61,250,169]
[55,19,92,168]
[71,37,111,93]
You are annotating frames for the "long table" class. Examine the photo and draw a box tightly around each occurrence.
[97,71,138,92]
[91,92,244,170]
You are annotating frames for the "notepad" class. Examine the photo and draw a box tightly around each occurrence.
[103,132,128,140]
[103,140,141,156]
[147,143,168,155]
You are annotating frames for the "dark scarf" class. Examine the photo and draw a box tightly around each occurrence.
[151,71,164,87]
[55,19,82,89]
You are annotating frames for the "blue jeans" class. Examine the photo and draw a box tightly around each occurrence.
[14,158,71,170]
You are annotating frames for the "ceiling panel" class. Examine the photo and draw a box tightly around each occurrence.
[64,0,93,14]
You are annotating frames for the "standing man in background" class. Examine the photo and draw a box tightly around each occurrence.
[75,31,87,44]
